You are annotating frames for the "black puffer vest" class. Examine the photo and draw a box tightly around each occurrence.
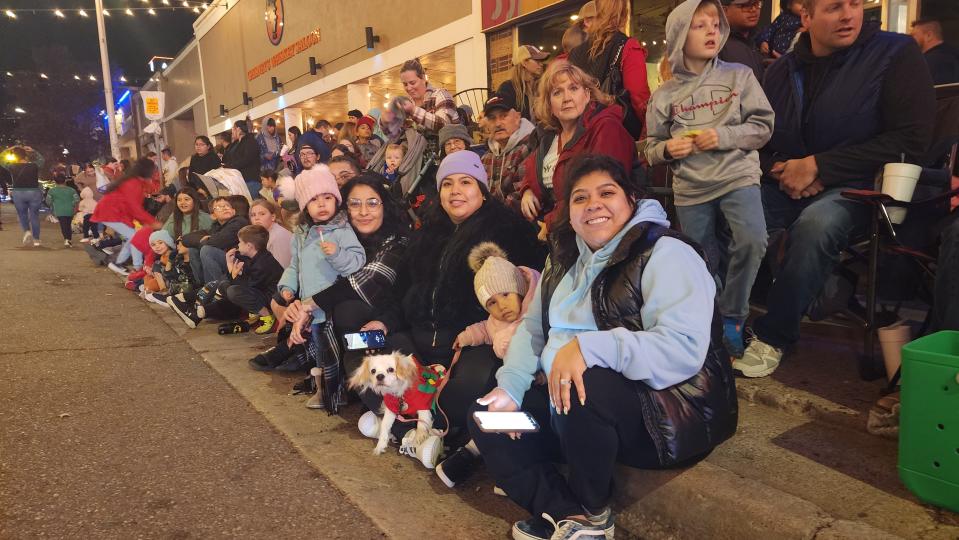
[541,222,738,466]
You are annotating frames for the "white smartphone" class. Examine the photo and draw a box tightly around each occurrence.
[472,411,540,433]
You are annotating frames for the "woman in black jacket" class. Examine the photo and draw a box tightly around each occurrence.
[470,155,737,539]
[222,120,262,196]
[365,151,546,445]
[187,136,221,196]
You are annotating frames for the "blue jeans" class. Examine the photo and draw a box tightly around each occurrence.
[100,221,143,269]
[245,181,262,200]
[676,185,767,321]
[12,189,43,239]
[189,245,228,284]
[753,184,870,347]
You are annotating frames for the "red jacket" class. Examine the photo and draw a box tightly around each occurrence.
[382,360,446,416]
[91,178,156,227]
[519,101,635,227]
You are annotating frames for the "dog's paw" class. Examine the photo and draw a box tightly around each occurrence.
[372,443,388,455]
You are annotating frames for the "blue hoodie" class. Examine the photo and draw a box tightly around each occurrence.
[496,199,717,407]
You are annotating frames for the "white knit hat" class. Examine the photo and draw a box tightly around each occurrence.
[468,242,527,307]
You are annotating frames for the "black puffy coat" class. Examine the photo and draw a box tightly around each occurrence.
[540,222,738,466]
[392,200,546,335]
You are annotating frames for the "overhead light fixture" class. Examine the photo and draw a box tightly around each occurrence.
[309,57,321,76]
[78,9,88,17]
[182,0,189,6]
[54,9,65,18]
[5,9,16,18]
[74,74,81,80]
[219,104,228,117]
[570,14,579,20]
[162,0,170,4]
[203,3,210,10]
[148,8,156,15]
[119,75,127,82]
[193,7,200,13]
[89,75,97,81]
[102,9,110,16]
[385,92,390,99]
[242,92,252,106]
[641,41,647,46]
[125,8,134,15]
[271,77,282,93]
[40,73,49,79]
[161,62,168,69]
[5,71,12,77]
[14,107,26,114]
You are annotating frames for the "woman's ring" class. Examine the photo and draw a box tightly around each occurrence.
[559,379,572,385]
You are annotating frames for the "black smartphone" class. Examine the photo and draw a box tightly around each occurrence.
[343,330,387,350]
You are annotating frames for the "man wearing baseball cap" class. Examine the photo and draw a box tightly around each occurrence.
[480,92,536,213]
[718,0,766,81]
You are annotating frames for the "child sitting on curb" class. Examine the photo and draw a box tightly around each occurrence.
[142,229,196,307]
[168,225,284,334]
[434,242,541,488]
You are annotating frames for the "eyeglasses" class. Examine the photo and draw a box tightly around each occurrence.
[734,1,763,10]
[299,149,316,156]
[444,139,467,151]
[211,204,233,211]
[347,198,382,210]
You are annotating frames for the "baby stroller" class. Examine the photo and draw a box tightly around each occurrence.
[365,127,436,225]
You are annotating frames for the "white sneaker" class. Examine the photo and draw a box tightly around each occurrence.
[357,411,381,439]
[107,262,130,276]
[80,237,92,244]
[32,241,40,247]
[22,230,32,245]
[64,239,71,247]
[734,339,783,378]
[144,293,169,307]
[399,429,443,469]
[102,246,117,255]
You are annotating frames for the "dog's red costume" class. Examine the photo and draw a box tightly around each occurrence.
[382,360,446,416]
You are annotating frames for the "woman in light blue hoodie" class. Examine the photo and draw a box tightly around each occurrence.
[469,154,738,540]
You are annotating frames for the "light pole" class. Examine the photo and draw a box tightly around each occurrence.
[94,0,120,158]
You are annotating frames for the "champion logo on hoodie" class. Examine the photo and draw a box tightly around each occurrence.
[671,87,739,123]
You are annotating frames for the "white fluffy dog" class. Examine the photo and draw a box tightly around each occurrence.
[348,352,435,455]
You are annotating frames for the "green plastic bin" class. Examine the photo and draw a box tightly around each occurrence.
[899,331,959,513]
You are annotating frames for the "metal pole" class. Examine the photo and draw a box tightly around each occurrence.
[94,0,120,158]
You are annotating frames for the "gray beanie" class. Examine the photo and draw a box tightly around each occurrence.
[468,242,527,307]
[438,124,472,152]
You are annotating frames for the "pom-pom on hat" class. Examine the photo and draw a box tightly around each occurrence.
[294,164,341,211]
[468,242,527,308]
[149,229,176,249]
[436,150,488,190]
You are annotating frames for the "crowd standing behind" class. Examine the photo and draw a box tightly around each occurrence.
[7,2,956,536]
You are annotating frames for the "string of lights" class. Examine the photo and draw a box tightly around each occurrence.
[2,2,212,18]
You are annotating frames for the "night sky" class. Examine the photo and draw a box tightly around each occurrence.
[0,0,199,83]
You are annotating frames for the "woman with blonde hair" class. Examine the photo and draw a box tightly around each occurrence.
[497,45,550,122]
[568,0,650,139]
[518,60,635,229]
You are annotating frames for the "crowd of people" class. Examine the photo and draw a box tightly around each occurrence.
[3,0,958,538]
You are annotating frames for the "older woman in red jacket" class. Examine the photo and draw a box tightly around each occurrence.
[92,158,159,273]
[519,61,635,230]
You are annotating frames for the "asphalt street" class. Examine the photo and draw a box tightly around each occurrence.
[0,206,386,539]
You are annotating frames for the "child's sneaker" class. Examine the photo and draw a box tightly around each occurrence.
[723,317,745,359]
[144,292,169,307]
[253,315,277,334]
[734,337,783,378]
[168,295,202,328]
[245,312,260,325]
[357,411,381,438]
[399,429,443,469]
[436,446,480,488]
[108,262,130,276]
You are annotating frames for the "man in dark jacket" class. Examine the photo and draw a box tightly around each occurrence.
[911,19,959,85]
[719,0,766,81]
[298,119,333,164]
[223,120,262,197]
[738,0,936,378]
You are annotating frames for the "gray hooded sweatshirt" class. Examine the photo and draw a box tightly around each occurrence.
[644,0,774,206]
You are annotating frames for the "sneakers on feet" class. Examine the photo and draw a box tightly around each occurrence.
[22,230,32,245]
[512,511,614,540]
[248,343,291,371]
[80,237,92,244]
[399,429,443,469]
[723,317,745,359]
[274,348,310,372]
[734,338,783,378]
[144,292,170,307]
[168,294,201,328]
[107,262,130,276]
[357,411,381,439]
[253,315,277,335]
[64,239,72,247]
[436,446,481,488]
[541,513,610,540]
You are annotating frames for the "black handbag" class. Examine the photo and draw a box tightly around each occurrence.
[602,41,644,140]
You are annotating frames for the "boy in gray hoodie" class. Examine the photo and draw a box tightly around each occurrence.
[644,0,774,358]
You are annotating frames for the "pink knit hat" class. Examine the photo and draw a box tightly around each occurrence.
[294,165,341,211]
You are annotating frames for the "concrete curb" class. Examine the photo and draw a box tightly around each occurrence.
[150,304,918,540]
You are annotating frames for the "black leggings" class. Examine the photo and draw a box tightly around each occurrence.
[57,216,72,241]
[469,367,661,520]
